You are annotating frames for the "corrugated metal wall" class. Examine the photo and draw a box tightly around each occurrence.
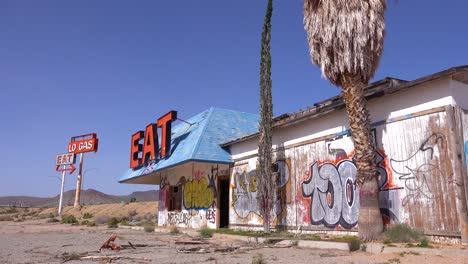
[230,108,462,235]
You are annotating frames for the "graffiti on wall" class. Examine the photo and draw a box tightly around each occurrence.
[232,160,291,221]
[206,204,216,224]
[299,132,449,229]
[183,178,214,210]
[390,132,447,206]
[167,211,191,225]
[182,165,218,210]
[301,148,400,229]
[465,141,468,171]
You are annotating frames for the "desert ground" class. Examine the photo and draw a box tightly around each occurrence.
[0,204,467,264]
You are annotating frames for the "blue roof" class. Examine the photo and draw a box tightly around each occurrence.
[119,107,259,183]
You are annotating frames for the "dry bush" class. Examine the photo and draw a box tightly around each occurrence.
[94,215,110,225]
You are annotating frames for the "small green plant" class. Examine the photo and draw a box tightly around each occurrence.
[83,212,93,219]
[252,253,267,264]
[417,238,432,248]
[199,227,214,238]
[385,224,423,243]
[61,215,78,224]
[5,208,18,214]
[47,218,59,223]
[387,258,401,264]
[347,237,362,252]
[170,227,179,235]
[47,212,55,218]
[107,217,119,228]
[144,223,155,233]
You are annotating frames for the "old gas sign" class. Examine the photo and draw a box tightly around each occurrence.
[68,133,99,154]
[130,111,177,168]
[56,153,76,166]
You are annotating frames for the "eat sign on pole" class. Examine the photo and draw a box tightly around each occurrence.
[55,153,76,174]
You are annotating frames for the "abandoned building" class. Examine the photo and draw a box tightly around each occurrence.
[119,65,468,240]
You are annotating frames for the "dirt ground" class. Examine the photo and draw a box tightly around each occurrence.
[0,219,467,264]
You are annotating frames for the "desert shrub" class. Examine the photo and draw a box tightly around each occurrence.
[5,208,18,214]
[80,220,96,227]
[128,209,137,219]
[170,227,179,235]
[252,253,266,264]
[417,238,431,248]
[107,217,119,228]
[130,197,137,203]
[144,223,155,233]
[385,224,423,243]
[94,215,110,225]
[347,237,362,252]
[61,215,78,224]
[199,227,214,238]
[47,218,60,223]
[0,215,14,221]
[83,212,93,219]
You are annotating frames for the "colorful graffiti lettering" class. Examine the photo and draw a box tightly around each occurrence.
[390,133,446,206]
[232,160,291,221]
[232,169,258,218]
[301,149,399,229]
[167,211,191,225]
[183,178,214,210]
[206,206,216,224]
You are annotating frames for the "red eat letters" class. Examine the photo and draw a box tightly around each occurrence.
[130,111,177,168]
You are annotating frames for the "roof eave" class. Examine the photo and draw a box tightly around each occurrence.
[221,65,468,147]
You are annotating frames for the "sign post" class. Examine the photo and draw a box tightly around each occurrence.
[67,133,98,208]
[55,153,76,215]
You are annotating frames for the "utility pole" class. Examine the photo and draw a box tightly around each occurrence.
[58,165,66,215]
[74,153,84,208]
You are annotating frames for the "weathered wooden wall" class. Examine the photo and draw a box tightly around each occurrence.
[230,108,461,235]
[461,108,468,208]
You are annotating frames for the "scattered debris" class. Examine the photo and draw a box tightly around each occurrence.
[213,246,239,253]
[175,240,208,245]
[80,255,122,261]
[60,252,88,263]
[99,235,121,251]
[177,247,205,253]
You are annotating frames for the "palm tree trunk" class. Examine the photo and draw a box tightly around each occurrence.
[341,75,384,241]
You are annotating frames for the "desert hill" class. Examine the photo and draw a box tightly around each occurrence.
[0,189,159,208]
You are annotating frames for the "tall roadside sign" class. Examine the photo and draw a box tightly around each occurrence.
[67,133,99,208]
[55,153,76,215]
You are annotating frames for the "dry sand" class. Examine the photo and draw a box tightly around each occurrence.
[0,219,467,264]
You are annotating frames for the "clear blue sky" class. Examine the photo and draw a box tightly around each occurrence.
[0,1,467,197]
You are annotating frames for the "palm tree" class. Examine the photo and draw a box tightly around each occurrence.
[303,0,386,240]
[257,0,275,233]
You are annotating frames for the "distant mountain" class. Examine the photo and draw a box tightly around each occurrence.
[0,189,159,208]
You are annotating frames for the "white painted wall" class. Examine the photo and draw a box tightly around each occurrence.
[230,77,458,160]
[451,79,468,110]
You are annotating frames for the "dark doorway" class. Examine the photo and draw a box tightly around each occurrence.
[219,178,230,228]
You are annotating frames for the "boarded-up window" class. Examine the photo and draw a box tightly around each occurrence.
[169,186,182,211]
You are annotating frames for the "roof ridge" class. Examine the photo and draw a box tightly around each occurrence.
[188,107,214,159]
